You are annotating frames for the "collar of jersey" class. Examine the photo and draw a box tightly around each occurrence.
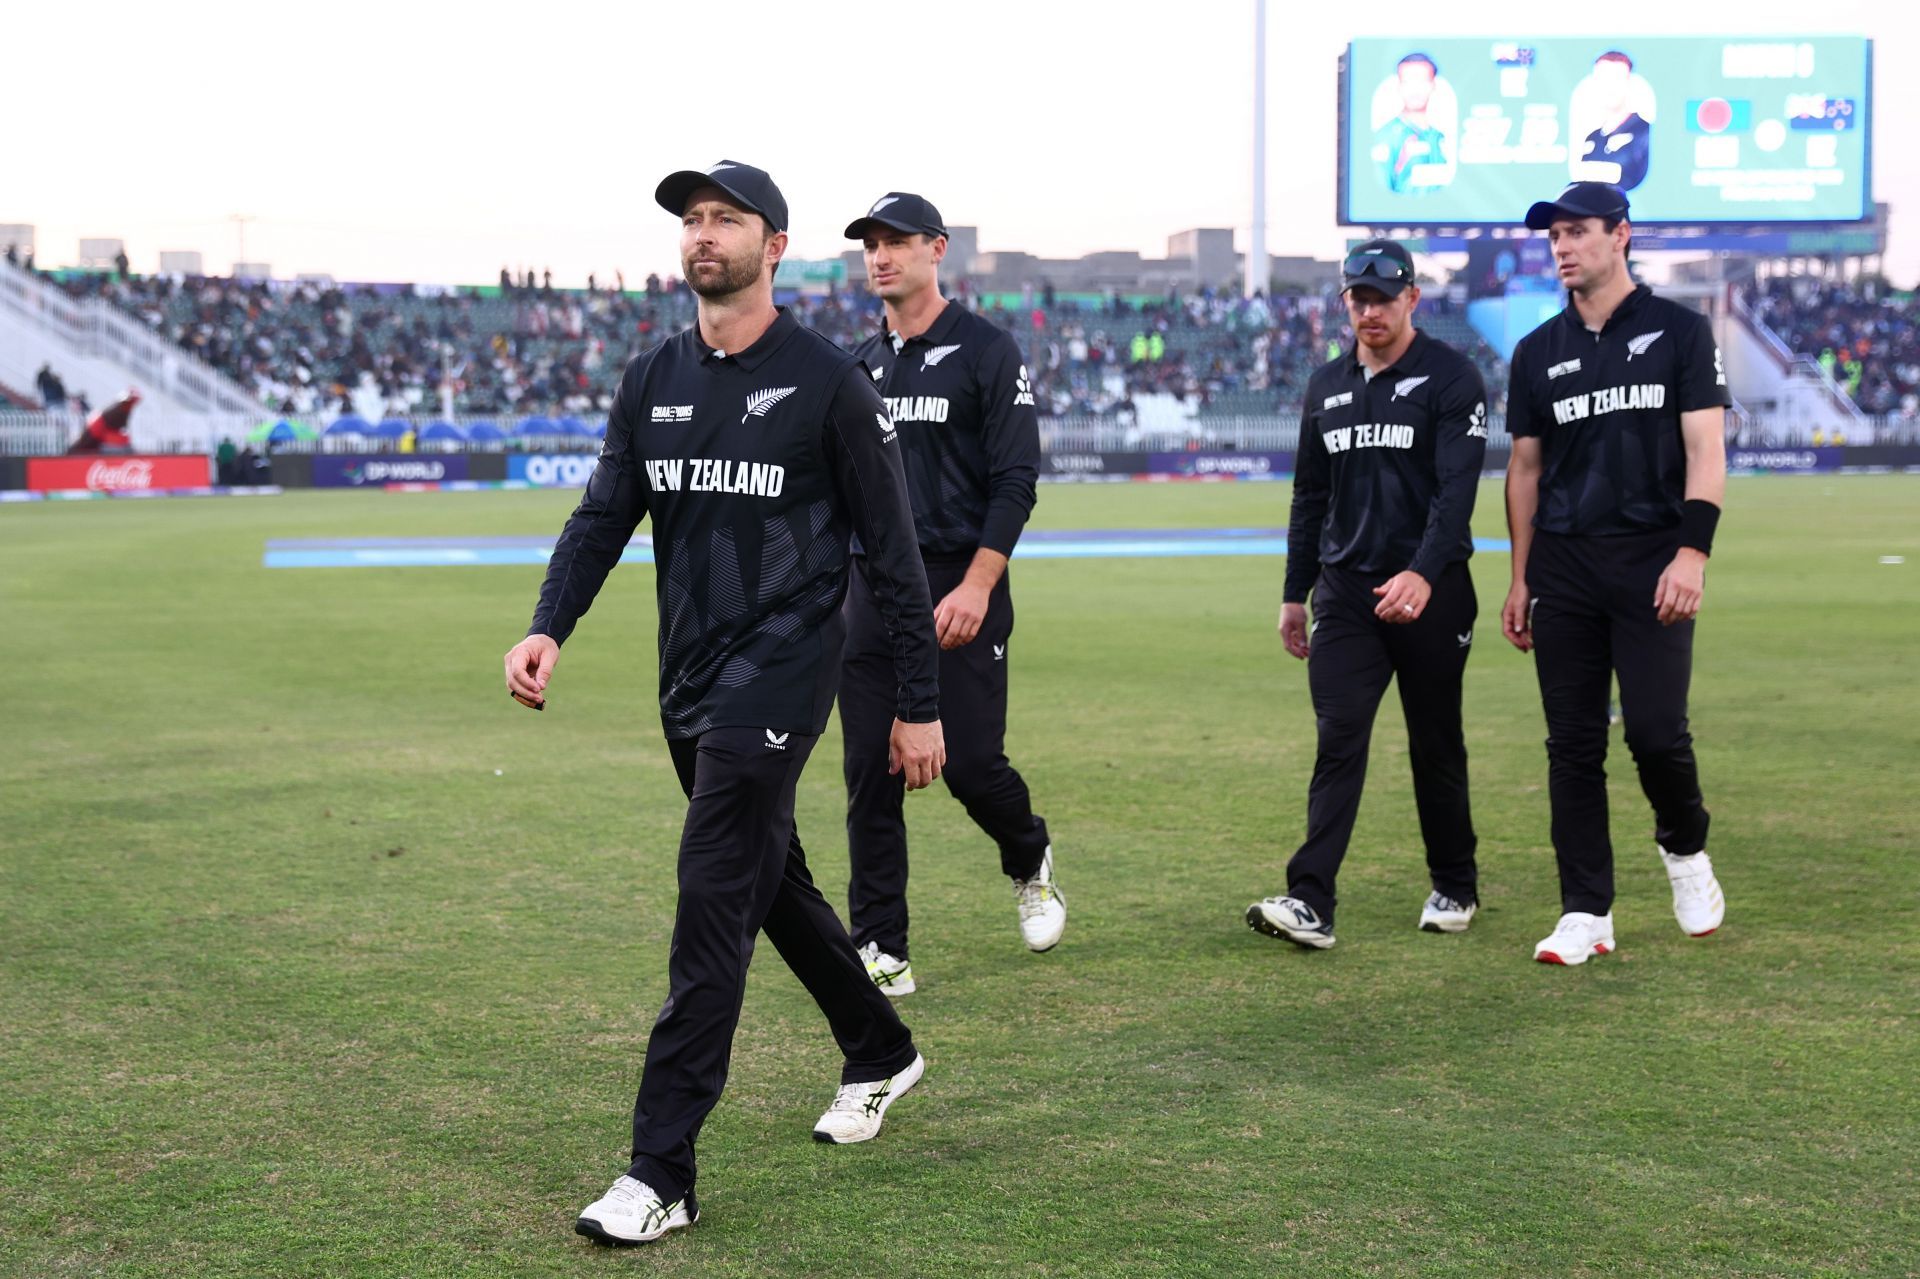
[884,298,962,352]
[695,306,797,370]
[1560,282,1653,337]
[1343,327,1428,380]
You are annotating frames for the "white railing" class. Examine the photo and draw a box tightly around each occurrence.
[1040,413,1512,454]
[0,411,70,455]
[0,259,264,416]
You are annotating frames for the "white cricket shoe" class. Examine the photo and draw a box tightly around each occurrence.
[574,1175,697,1245]
[1533,912,1616,965]
[812,1052,925,1144]
[858,941,915,996]
[1660,847,1725,937]
[1419,892,1478,933]
[1014,846,1067,952]
[1245,895,1336,949]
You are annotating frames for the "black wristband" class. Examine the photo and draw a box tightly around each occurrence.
[1679,499,1720,555]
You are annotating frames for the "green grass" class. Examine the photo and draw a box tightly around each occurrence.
[2,478,1916,1278]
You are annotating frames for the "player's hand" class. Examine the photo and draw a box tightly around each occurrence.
[933,582,991,649]
[1501,582,1534,652]
[1654,548,1707,625]
[889,718,946,791]
[1278,602,1311,660]
[505,633,559,708]
[1373,570,1431,624]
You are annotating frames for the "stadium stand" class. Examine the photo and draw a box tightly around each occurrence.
[1744,278,1920,423]
[47,270,1510,426]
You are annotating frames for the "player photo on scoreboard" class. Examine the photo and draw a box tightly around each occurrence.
[1569,50,1656,190]
[1369,51,1458,195]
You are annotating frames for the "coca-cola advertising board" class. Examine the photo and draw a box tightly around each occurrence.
[26,456,211,492]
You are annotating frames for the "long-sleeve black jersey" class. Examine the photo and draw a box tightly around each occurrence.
[1284,330,1488,603]
[529,308,938,739]
[850,301,1040,558]
[1506,284,1729,537]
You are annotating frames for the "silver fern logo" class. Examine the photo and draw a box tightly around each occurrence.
[921,344,962,371]
[742,386,798,423]
[868,196,899,215]
[1392,375,1430,401]
[1627,330,1665,360]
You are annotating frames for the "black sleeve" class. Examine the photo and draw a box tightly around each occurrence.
[1283,395,1329,604]
[1676,311,1733,412]
[1505,336,1542,439]
[528,366,649,644]
[823,365,940,723]
[973,333,1042,556]
[1408,362,1490,583]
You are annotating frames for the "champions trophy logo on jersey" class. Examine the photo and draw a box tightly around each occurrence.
[742,386,798,423]
[921,344,961,371]
[1626,330,1665,360]
[1391,375,1430,401]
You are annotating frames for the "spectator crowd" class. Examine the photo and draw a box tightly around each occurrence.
[42,267,1508,427]
[1745,277,1920,421]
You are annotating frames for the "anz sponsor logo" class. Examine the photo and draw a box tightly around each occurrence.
[642,457,787,497]
[1322,423,1415,453]
[1551,383,1668,425]
[883,395,949,423]
[1466,401,1488,439]
[1013,365,1036,407]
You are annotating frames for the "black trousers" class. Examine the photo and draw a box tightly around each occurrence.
[1285,561,1479,924]
[1526,529,1711,915]
[840,554,1050,960]
[626,726,918,1202]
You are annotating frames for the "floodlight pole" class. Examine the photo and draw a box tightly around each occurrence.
[1246,0,1268,298]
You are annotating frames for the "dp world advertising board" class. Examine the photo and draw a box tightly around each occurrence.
[1341,36,1871,226]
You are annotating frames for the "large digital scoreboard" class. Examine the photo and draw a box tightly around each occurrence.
[1340,36,1872,227]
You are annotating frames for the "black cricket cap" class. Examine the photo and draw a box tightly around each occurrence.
[1341,238,1417,297]
[655,160,789,233]
[844,192,947,240]
[1525,181,1630,230]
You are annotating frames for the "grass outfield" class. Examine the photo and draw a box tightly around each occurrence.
[3,477,1916,1278]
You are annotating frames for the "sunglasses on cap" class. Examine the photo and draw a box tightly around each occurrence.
[1341,251,1414,283]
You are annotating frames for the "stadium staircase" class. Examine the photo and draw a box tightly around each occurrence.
[0,257,262,449]
[1722,290,1863,434]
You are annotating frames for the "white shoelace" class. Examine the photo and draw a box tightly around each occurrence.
[826,1080,880,1114]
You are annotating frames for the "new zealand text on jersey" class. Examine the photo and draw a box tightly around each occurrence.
[1552,383,1667,425]
[1322,422,1416,453]
[643,457,787,497]
[883,395,950,424]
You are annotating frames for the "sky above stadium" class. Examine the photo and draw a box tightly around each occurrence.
[12,1,1914,286]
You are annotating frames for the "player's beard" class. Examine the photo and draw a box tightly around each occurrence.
[684,243,765,300]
